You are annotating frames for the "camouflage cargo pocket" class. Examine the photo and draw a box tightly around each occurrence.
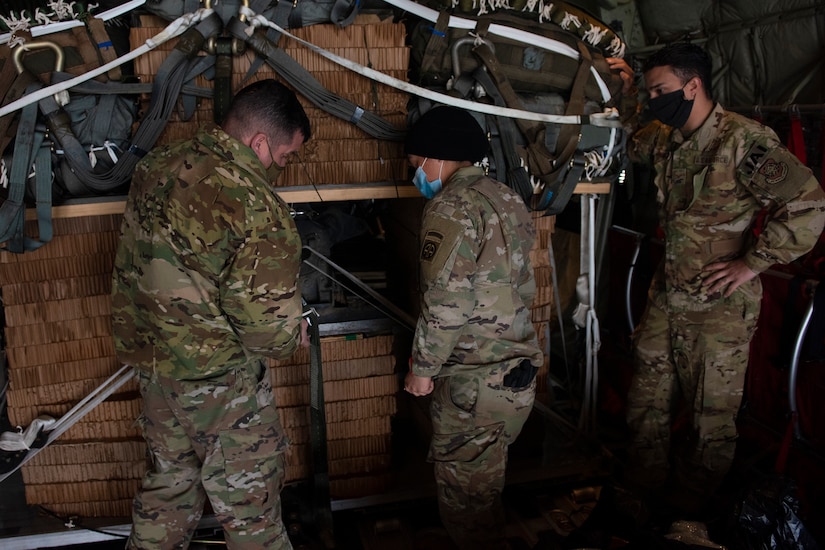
[428,422,505,463]
[217,423,287,510]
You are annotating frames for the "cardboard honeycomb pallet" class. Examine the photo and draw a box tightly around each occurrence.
[129,14,410,188]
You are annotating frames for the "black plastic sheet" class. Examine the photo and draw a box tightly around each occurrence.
[735,477,822,550]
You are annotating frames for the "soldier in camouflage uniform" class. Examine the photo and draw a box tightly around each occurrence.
[612,43,825,513]
[403,106,543,550]
[111,80,311,550]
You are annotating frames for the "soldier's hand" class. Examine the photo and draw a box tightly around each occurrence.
[702,259,758,298]
[607,57,635,95]
[405,371,434,397]
[299,318,310,348]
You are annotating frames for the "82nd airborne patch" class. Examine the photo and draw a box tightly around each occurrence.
[421,230,443,262]
[758,158,789,184]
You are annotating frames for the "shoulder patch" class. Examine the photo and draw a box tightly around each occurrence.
[746,145,813,204]
[421,230,443,262]
[419,213,466,286]
[758,158,789,184]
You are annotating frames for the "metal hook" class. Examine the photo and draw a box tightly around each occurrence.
[12,40,65,74]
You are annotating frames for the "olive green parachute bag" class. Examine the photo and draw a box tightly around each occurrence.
[406,0,626,214]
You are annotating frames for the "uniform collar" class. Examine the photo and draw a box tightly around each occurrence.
[447,165,485,183]
[673,103,726,150]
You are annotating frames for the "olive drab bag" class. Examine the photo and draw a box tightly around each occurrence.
[0,20,139,252]
[0,8,225,253]
[407,1,626,215]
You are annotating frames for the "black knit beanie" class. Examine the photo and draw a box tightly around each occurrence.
[405,106,488,162]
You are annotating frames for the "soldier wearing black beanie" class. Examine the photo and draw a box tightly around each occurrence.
[404,106,541,550]
[405,106,489,162]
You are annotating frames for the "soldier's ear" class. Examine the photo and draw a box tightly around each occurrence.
[248,132,267,153]
[684,76,702,101]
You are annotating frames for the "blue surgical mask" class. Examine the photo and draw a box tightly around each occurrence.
[412,158,443,199]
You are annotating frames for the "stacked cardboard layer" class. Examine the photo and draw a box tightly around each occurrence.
[530,213,555,398]
[270,335,397,498]
[0,215,143,518]
[130,14,409,189]
[1,214,399,518]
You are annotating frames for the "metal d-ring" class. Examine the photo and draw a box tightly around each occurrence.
[12,40,65,74]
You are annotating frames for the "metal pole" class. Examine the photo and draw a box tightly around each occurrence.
[307,308,335,548]
[788,288,816,440]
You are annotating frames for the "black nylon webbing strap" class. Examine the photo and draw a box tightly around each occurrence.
[328,0,359,27]
[213,37,234,124]
[541,152,585,215]
[419,10,452,80]
[241,0,293,85]
[0,84,52,253]
[553,40,591,160]
[470,67,534,204]
[86,17,122,81]
[472,42,555,177]
[0,71,38,156]
[227,18,405,141]
[179,54,218,121]
[485,114,507,184]
[0,93,37,251]
[470,65,583,214]
[32,133,53,249]
[471,34,593,214]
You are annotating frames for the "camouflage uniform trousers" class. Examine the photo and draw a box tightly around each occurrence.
[428,367,536,550]
[128,361,291,550]
[624,295,759,507]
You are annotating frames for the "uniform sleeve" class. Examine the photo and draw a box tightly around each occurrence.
[411,208,480,378]
[738,143,825,273]
[628,120,670,166]
[221,198,303,360]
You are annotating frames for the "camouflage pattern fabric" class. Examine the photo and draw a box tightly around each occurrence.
[112,123,303,548]
[112,123,304,381]
[624,296,758,505]
[625,104,825,505]
[128,363,291,550]
[429,370,536,550]
[630,104,825,313]
[410,166,542,548]
[411,166,543,379]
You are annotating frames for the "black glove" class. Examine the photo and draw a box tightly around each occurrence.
[502,359,539,389]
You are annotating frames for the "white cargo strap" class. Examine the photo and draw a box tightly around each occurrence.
[0,365,136,484]
[0,416,56,452]
[240,6,622,128]
[0,8,215,119]
[0,0,147,45]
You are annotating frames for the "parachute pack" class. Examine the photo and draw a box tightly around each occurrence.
[403,0,628,214]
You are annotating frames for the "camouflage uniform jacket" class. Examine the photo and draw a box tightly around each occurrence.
[631,103,825,312]
[411,166,543,379]
[112,124,303,380]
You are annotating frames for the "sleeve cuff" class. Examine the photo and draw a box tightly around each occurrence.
[411,362,441,378]
[743,251,775,274]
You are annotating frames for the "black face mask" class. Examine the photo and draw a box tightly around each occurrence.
[647,88,694,128]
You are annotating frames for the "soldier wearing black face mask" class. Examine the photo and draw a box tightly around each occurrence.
[607,43,825,517]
